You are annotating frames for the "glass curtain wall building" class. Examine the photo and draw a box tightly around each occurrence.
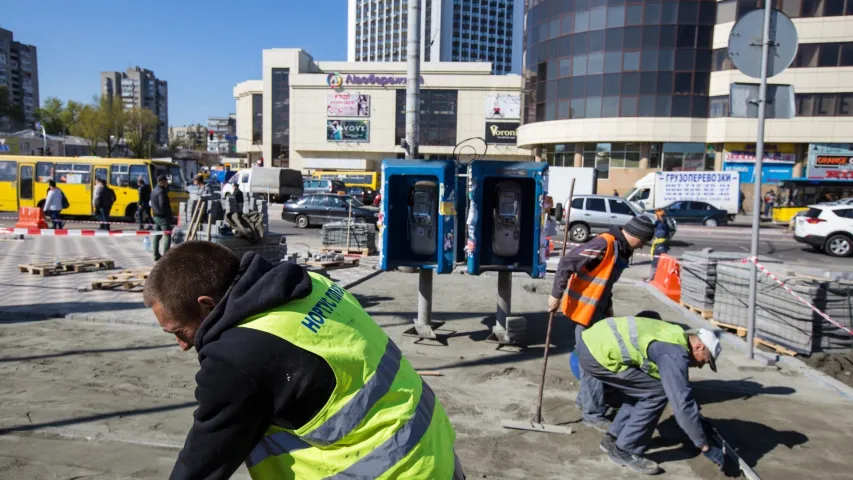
[519,0,853,196]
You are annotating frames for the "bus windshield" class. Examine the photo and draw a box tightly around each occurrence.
[152,164,186,191]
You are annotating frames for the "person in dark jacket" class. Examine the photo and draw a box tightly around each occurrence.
[150,175,173,261]
[646,209,671,282]
[93,179,116,230]
[143,242,462,479]
[547,217,655,432]
[233,182,244,212]
[137,177,152,229]
[577,311,724,475]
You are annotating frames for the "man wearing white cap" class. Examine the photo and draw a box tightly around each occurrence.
[575,311,724,475]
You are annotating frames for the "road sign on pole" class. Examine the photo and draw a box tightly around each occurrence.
[728,7,799,360]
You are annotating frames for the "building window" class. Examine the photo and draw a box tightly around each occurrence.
[582,143,612,179]
[544,143,576,167]
[661,143,711,171]
[270,68,290,164]
[252,93,263,144]
[395,89,458,147]
[610,143,642,168]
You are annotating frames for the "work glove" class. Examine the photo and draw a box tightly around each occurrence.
[703,445,726,472]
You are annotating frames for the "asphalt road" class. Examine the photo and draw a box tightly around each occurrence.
[3,208,851,270]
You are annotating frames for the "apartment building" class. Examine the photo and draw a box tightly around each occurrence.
[0,28,39,127]
[101,67,169,145]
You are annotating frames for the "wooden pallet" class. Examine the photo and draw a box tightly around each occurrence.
[680,301,713,319]
[18,258,115,277]
[754,338,798,357]
[710,320,747,337]
[306,257,360,271]
[321,247,375,256]
[92,269,150,291]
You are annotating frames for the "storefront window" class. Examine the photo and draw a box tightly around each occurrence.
[610,142,642,168]
[661,143,710,171]
[583,143,612,179]
[545,143,576,167]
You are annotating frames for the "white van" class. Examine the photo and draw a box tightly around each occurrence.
[221,167,303,203]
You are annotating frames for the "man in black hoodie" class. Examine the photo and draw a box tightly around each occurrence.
[143,241,461,479]
[150,175,172,261]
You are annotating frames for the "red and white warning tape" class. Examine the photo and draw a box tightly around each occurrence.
[749,257,853,337]
[0,227,171,237]
[0,216,150,226]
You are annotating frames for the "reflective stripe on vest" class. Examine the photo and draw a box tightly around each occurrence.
[239,273,455,479]
[561,233,618,326]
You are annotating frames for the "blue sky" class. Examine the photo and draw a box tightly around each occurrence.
[3,0,347,126]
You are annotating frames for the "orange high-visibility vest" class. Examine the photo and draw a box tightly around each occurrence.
[560,233,617,326]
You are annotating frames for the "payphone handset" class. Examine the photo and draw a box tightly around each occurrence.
[408,180,438,256]
[492,181,522,257]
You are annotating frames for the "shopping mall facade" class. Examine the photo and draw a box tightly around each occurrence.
[518,0,853,198]
[234,49,532,173]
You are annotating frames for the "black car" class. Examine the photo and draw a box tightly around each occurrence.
[282,194,379,228]
[347,186,377,205]
[652,201,729,227]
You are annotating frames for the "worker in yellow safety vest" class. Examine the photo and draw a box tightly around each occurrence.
[646,209,673,282]
[144,242,462,479]
[547,216,655,432]
[576,312,724,475]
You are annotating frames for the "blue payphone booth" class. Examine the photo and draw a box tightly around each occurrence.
[465,160,549,346]
[378,159,458,273]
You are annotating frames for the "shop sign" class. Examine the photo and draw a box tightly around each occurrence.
[723,143,797,164]
[326,120,369,142]
[807,144,853,179]
[484,122,519,145]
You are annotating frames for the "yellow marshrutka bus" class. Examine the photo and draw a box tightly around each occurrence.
[0,156,188,219]
[312,170,379,190]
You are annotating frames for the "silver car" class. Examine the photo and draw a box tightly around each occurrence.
[560,195,655,243]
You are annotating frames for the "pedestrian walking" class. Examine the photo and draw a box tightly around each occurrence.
[143,242,462,480]
[646,209,672,282]
[150,175,172,261]
[93,179,116,230]
[43,180,66,229]
[548,216,655,432]
[575,311,724,475]
[738,190,747,215]
[233,182,244,211]
[763,190,776,218]
[193,175,211,196]
[137,176,152,229]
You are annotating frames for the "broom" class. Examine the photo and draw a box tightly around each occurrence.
[502,179,576,435]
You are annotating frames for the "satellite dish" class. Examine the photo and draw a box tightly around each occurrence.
[728,9,798,79]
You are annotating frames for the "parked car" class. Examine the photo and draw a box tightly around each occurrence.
[652,201,729,227]
[794,204,853,257]
[302,178,347,196]
[281,194,379,228]
[561,195,655,243]
[347,186,377,205]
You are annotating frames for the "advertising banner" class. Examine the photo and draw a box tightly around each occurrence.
[723,163,793,184]
[655,172,739,207]
[807,144,853,180]
[326,120,369,142]
[485,94,521,120]
[484,122,519,145]
[723,142,797,164]
[327,93,370,117]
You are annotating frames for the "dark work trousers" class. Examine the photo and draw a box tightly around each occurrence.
[574,322,607,422]
[98,207,110,230]
[576,337,668,454]
[152,216,172,261]
[647,241,670,281]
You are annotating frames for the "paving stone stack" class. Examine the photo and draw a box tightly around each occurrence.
[714,262,853,355]
[679,249,746,312]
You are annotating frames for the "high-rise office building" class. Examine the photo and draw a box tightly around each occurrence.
[347,0,523,74]
[101,67,169,144]
[0,28,40,126]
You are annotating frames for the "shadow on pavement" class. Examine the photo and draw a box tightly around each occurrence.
[692,379,797,404]
[0,401,198,435]
[0,343,175,363]
[0,301,144,323]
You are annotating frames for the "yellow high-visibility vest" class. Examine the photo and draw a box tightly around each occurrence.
[239,272,457,479]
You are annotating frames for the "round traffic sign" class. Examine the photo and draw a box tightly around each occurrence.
[728,9,798,79]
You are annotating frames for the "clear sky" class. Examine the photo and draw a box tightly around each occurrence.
[3,0,347,126]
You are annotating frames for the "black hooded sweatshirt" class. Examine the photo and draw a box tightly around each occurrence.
[170,253,336,480]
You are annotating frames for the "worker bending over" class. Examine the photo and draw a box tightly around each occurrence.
[144,241,462,479]
[576,312,725,475]
[548,216,655,431]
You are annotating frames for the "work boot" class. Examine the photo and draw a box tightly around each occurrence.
[599,433,616,453]
[608,445,660,475]
[582,417,612,433]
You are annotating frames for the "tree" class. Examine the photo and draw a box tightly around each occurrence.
[61,100,83,134]
[70,95,126,157]
[124,107,159,158]
[35,97,66,134]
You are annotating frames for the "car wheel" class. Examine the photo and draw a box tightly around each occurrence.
[296,215,309,228]
[704,218,718,227]
[825,234,853,257]
[355,216,367,223]
[570,223,590,243]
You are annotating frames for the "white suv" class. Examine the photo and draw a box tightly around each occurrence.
[794,205,853,257]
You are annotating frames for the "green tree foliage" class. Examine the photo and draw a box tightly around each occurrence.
[124,107,159,158]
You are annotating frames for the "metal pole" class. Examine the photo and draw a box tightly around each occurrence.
[406,0,432,329]
[746,1,772,360]
[497,270,512,333]
[405,0,421,160]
